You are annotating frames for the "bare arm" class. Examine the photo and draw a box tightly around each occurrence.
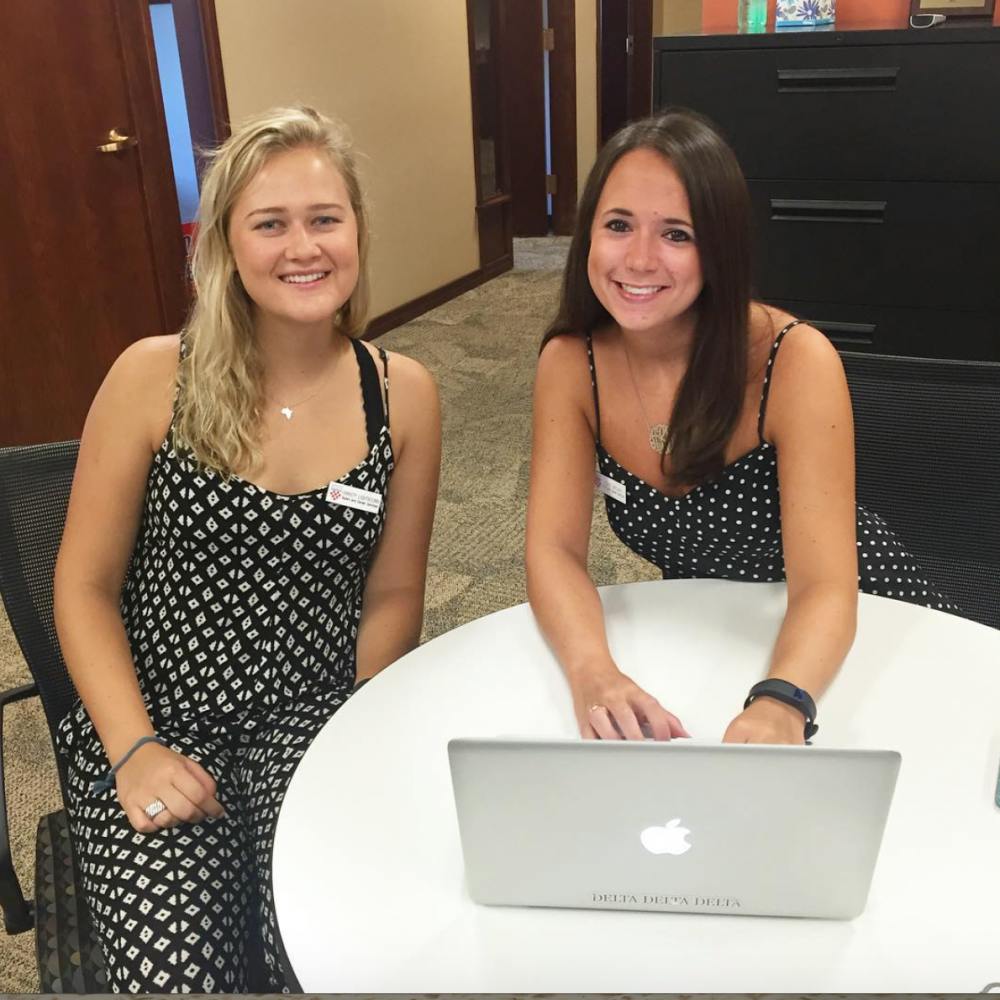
[724,326,858,744]
[354,353,441,684]
[55,339,173,762]
[54,336,223,829]
[525,336,688,740]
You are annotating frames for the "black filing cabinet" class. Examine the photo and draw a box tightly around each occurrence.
[654,26,1000,361]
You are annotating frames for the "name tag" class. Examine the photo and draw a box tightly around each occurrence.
[325,482,382,513]
[595,471,626,504]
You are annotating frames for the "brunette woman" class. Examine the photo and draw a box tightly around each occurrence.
[526,108,949,746]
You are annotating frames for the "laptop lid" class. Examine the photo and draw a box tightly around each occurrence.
[448,738,900,920]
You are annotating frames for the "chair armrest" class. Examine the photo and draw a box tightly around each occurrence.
[0,681,39,934]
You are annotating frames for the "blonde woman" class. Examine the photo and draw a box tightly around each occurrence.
[53,106,441,992]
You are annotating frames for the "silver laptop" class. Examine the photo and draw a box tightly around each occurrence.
[448,738,900,920]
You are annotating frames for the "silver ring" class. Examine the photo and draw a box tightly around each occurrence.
[588,703,607,714]
[143,798,167,819]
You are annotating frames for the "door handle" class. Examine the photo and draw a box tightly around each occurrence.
[770,199,887,224]
[777,67,899,93]
[97,128,138,154]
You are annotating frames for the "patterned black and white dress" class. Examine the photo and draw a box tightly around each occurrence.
[588,321,955,610]
[57,340,394,993]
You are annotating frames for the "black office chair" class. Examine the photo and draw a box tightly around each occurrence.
[840,351,1000,631]
[0,439,107,991]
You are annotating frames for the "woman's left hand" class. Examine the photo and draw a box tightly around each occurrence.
[722,696,806,745]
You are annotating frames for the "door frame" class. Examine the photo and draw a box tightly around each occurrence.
[549,0,578,236]
[597,0,653,145]
[628,0,653,123]
[121,0,191,331]
[466,0,515,270]
[171,0,232,155]
[501,0,549,236]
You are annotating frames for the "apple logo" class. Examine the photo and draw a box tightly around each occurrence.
[640,818,692,856]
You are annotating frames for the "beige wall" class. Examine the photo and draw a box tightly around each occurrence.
[215,0,479,318]
[575,0,598,193]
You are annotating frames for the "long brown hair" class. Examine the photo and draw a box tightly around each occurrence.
[543,108,753,487]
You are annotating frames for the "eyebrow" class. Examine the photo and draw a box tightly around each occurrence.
[602,207,693,226]
[245,202,346,219]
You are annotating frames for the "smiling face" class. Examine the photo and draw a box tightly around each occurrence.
[228,145,360,335]
[587,148,703,338]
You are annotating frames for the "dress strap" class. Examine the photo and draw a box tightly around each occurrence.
[352,340,387,448]
[377,346,390,428]
[757,318,807,443]
[169,332,189,434]
[585,333,603,445]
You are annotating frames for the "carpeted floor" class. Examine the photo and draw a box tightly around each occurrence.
[0,243,656,991]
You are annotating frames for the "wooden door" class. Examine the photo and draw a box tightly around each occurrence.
[599,0,653,144]
[628,0,653,122]
[599,0,628,144]
[0,0,189,446]
[501,0,548,236]
[466,0,514,272]
[548,0,578,236]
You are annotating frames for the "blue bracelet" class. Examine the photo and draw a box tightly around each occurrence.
[91,735,166,793]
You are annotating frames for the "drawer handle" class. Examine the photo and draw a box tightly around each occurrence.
[812,320,877,347]
[777,67,899,92]
[770,199,886,224]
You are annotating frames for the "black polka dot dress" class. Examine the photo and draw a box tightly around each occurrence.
[56,340,394,993]
[588,322,955,611]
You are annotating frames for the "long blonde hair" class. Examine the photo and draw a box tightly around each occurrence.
[173,105,371,474]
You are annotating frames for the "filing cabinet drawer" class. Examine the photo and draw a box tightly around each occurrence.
[655,44,1000,182]
[749,180,1000,312]
[765,299,1000,362]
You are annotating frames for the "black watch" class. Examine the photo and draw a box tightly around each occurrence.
[743,679,818,741]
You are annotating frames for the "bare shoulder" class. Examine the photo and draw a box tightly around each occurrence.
[533,333,597,440]
[774,320,844,385]
[359,344,440,451]
[109,334,180,388]
[755,305,842,380]
[90,335,179,449]
[536,332,591,394]
[366,346,437,406]
[539,331,589,365]
[762,311,851,441]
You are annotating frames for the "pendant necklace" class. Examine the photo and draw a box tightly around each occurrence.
[273,369,334,421]
[622,339,671,454]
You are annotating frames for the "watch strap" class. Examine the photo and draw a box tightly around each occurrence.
[744,679,819,741]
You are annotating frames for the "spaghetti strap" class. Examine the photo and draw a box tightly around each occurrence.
[757,318,807,443]
[169,333,189,429]
[377,346,390,428]
[353,340,386,448]
[585,333,603,445]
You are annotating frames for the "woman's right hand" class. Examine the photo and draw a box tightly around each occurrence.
[571,663,690,741]
[115,741,226,833]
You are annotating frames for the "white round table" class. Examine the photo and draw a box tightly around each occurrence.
[273,579,1000,992]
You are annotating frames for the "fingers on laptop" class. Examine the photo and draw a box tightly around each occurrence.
[596,703,644,740]
[583,692,689,742]
[644,704,690,741]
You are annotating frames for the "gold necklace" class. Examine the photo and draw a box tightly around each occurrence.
[622,339,671,454]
